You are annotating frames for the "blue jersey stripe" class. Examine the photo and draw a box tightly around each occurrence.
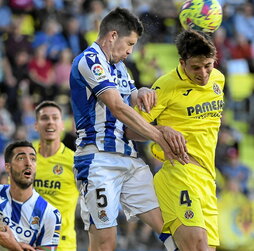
[0,185,8,198]
[36,225,45,246]
[32,196,47,224]
[11,201,22,223]
[74,154,95,181]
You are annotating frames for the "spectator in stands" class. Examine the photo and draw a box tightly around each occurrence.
[220,147,251,195]
[28,44,56,102]
[33,0,65,30]
[4,16,32,66]
[230,33,254,72]
[54,48,72,95]
[0,0,12,35]
[32,18,68,61]
[62,15,88,57]
[0,93,15,155]
[234,2,254,44]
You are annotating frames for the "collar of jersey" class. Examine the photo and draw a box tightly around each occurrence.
[92,42,109,64]
[33,141,65,158]
[176,64,188,81]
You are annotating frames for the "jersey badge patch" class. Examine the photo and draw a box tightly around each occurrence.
[98,210,109,222]
[213,83,222,95]
[30,216,40,230]
[53,165,63,175]
[91,64,107,82]
[184,210,194,219]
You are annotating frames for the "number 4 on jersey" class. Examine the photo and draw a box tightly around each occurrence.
[180,190,192,206]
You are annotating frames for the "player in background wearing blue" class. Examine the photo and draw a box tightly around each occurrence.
[0,140,61,250]
[70,7,189,251]
[133,30,225,251]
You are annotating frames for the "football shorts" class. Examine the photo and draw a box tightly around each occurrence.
[75,148,159,230]
[154,161,219,246]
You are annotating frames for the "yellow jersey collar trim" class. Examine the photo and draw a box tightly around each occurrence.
[176,64,188,80]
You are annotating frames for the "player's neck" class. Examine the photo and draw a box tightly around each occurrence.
[10,184,33,203]
[96,38,111,62]
[39,139,61,157]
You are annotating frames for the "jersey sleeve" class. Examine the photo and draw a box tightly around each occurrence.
[78,52,116,96]
[36,208,62,247]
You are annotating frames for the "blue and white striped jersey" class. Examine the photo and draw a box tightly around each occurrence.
[70,42,138,157]
[0,185,61,247]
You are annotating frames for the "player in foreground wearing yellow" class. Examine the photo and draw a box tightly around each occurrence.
[33,101,79,251]
[130,29,225,251]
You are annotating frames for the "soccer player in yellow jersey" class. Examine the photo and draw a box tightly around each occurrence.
[130,30,225,251]
[33,101,79,251]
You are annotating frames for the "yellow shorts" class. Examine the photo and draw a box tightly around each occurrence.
[154,161,219,247]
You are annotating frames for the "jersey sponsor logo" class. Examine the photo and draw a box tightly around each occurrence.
[53,165,63,175]
[184,210,194,219]
[34,179,61,189]
[91,64,107,81]
[30,216,40,231]
[213,83,222,95]
[98,210,109,222]
[187,99,224,116]
[0,212,33,239]
[183,89,193,96]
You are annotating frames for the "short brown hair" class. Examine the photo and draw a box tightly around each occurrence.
[175,30,217,61]
[35,100,62,120]
[99,7,143,38]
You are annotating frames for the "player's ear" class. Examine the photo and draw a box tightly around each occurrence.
[34,122,38,132]
[179,58,185,67]
[110,31,118,41]
[5,163,10,173]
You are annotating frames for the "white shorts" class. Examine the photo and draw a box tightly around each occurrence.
[75,149,159,230]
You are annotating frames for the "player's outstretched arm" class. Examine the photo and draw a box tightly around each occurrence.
[99,88,187,165]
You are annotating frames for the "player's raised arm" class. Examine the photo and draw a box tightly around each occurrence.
[99,88,188,165]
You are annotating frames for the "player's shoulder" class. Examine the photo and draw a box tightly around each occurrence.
[0,184,9,194]
[211,68,225,81]
[60,143,74,157]
[152,68,178,90]
[34,190,61,216]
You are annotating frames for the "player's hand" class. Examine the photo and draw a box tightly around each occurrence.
[19,242,36,251]
[158,126,189,164]
[0,226,23,251]
[136,87,157,113]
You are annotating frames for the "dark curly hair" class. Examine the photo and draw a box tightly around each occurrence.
[175,29,217,61]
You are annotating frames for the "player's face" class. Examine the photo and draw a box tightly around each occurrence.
[6,146,36,189]
[180,56,215,86]
[110,31,138,64]
[35,106,64,142]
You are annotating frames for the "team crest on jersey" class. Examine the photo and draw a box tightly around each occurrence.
[213,83,222,95]
[184,210,194,219]
[53,165,63,175]
[98,210,109,222]
[30,216,40,230]
[91,64,107,81]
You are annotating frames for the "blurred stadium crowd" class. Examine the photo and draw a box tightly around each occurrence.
[0,0,254,250]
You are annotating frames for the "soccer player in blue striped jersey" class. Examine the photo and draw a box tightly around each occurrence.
[70,7,188,251]
[0,141,61,250]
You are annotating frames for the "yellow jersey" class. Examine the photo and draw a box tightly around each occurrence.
[33,142,79,251]
[137,64,225,179]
